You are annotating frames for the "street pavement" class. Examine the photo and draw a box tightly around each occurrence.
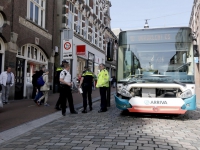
[0,97,200,149]
[0,88,116,133]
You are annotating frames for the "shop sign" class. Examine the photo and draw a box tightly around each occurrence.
[76,45,86,55]
[63,39,73,59]
[95,56,102,64]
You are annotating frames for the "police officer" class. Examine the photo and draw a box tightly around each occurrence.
[55,60,68,110]
[59,63,78,116]
[79,66,94,113]
[96,63,109,113]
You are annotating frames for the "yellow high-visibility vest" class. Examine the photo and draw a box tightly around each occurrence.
[96,69,109,88]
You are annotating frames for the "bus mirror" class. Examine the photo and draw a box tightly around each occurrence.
[193,45,199,57]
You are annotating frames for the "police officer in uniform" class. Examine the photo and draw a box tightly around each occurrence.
[96,63,110,113]
[79,66,94,113]
[55,60,68,110]
[60,63,78,116]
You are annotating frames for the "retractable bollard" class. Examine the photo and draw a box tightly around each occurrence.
[107,81,111,107]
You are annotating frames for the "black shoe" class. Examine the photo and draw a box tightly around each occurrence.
[82,109,87,113]
[71,111,78,114]
[98,109,107,113]
[89,107,93,111]
[62,113,66,116]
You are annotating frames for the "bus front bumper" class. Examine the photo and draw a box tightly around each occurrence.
[114,95,196,114]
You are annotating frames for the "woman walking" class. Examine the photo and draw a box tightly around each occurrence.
[37,69,50,106]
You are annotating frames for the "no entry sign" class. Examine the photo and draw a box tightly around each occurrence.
[64,41,71,50]
[62,39,73,59]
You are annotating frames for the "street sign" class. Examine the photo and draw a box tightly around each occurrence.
[63,39,73,60]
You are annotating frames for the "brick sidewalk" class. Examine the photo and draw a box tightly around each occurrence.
[0,88,116,132]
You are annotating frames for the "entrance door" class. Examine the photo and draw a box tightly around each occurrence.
[15,58,25,99]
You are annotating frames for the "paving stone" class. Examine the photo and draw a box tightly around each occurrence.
[0,97,200,150]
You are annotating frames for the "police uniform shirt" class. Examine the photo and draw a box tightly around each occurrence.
[82,71,94,86]
[60,69,71,84]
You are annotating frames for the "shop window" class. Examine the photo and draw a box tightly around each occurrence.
[27,0,46,28]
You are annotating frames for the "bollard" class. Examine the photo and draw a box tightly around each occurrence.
[107,81,111,107]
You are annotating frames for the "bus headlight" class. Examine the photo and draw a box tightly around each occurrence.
[180,89,192,99]
[120,88,132,97]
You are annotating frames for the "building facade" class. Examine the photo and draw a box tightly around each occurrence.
[189,0,200,100]
[0,0,56,99]
[55,0,114,85]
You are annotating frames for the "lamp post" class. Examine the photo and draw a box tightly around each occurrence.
[144,19,149,28]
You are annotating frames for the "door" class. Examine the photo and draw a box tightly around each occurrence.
[15,58,25,99]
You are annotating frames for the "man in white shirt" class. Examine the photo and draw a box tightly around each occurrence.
[59,63,78,116]
[0,66,15,104]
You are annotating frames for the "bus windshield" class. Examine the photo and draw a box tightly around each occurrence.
[117,27,194,83]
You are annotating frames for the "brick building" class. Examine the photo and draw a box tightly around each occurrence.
[189,0,200,100]
[55,0,116,84]
[0,0,57,99]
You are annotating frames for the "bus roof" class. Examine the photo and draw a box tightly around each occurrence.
[121,26,191,33]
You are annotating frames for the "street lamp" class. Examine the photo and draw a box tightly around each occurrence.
[144,19,149,28]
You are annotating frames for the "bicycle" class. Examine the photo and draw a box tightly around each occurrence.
[71,77,79,93]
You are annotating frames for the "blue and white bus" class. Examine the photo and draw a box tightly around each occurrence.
[115,27,196,114]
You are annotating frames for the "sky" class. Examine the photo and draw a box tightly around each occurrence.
[110,0,194,30]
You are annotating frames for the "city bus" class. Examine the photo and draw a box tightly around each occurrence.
[115,27,196,114]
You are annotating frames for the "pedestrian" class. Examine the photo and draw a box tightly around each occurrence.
[59,63,78,116]
[93,73,97,90]
[54,60,69,110]
[82,66,87,74]
[0,66,15,104]
[37,69,50,106]
[31,71,39,99]
[96,63,109,113]
[79,66,94,113]
[34,66,46,104]
[112,76,116,88]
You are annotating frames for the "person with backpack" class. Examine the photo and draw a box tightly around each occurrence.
[32,71,39,99]
[37,69,50,106]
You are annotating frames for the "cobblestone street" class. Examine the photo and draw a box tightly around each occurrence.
[0,97,200,150]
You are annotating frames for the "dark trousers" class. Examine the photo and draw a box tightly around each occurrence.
[82,85,92,109]
[32,86,37,99]
[60,85,75,114]
[99,87,107,110]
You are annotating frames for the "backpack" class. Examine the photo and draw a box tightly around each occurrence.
[37,76,45,86]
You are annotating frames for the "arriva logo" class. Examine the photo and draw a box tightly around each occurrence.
[144,100,168,105]
[144,100,150,105]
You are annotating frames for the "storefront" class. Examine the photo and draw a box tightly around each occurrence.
[77,56,87,76]
[72,36,105,82]
[16,44,48,99]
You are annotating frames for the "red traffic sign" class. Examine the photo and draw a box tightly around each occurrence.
[64,41,71,50]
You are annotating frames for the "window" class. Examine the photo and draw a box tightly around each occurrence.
[68,3,74,29]
[77,11,81,33]
[18,44,47,63]
[27,0,46,28]
[85,19,89,40]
